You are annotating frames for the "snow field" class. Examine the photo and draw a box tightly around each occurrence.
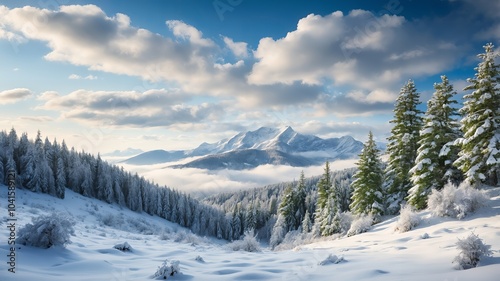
[1,185,500,280]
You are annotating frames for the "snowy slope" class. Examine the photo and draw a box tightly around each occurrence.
[1,186,499,280]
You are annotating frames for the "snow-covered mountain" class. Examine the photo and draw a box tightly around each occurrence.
[121,126,364,169]
[170,149,315,170]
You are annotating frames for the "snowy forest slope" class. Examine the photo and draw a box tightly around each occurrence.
[1,184,499,280]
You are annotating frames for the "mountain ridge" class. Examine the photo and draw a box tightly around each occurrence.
[122,126,364,169]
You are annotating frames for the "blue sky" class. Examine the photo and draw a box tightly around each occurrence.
[0,0,498,155]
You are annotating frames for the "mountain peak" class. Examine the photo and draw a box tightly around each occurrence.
[122,126,364,168]
[279,125,295,134]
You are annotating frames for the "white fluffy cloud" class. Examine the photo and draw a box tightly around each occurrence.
[248,10,460,92]
[0,88,33,104]
[39,89,223,128]
[223,36,248,58]
[0,3,497,119]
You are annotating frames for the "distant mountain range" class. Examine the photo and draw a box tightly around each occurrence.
[122,126,365,170]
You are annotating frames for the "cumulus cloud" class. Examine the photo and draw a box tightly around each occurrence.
[39,89,223,128]
[222,36,248,58]
[250,10,463,88]
[0,88,33,104]
[0,3,497,118]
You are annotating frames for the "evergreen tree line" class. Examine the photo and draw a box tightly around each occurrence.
[203,168,355,241]
[268,43,499,246]
[0,130,232,239]
[350,43,499,219]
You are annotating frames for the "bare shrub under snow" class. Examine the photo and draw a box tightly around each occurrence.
[394,204,421,233]
[152,259,180,279]
[17,213,75,248]
[318,254,345,265]
[227,231,261,252]
[347,214,373,237]
[453,232,492,270]
[427,182,488,219]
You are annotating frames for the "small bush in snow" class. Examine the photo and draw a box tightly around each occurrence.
[427,182,488,219]
[195,255,205,263]
[152,259,180,279]
[173,230,201,245]
[318,254,345,265]
[127,217,155,235]
[227,231,261,252]
[347,214,373,237]
[99,213,125,228]
[453,232,492,270]
[339,212,354,235]
[158,228,172,240]
[394,204,421,233]
[17,213,75,248]
[114,242,133,252]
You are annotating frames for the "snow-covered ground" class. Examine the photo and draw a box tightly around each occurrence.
[1,185,499,280]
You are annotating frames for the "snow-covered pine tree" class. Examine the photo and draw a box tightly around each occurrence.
[455,43,500,186]
[319,191,341,236]
[22,131,46,193]
[384,80,423,214]
[314,161,342,235]
[278,184,296,232]
[315,161,332,215]
[294,171,307,230]
[302,210,312,234]
[350,131,384,216]
[409,76,462,209]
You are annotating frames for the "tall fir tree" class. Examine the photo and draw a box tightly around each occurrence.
[294,171,307,230]
[315,161,332,213]
[350,131,384,216]
[384,80,423,214]
[314,161,341,235]
[409,76,462,209]
[455,43,500,186]
[278,184,296,232]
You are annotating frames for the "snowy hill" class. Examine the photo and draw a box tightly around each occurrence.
[121,126,363,169]
[1,185,499,280]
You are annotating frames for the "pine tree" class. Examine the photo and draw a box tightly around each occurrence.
[319,191,341,236]
[315,161,332,213]
[294,171,307,229]
[231,204,242,240]
[302,210,312,234]
[314,161,341,235]
[384,80,423,214]
[278,184,296,232]
[350,131,384,216]
[409,76,461,209]
[455,43,500,186]
[22,131,46,192]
